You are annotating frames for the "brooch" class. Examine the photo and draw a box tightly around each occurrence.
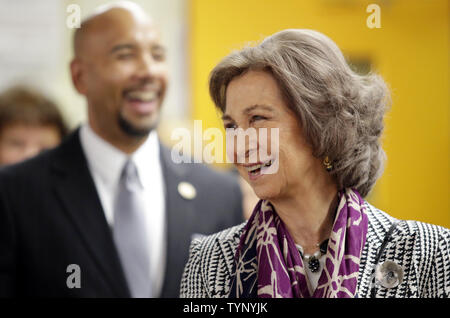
[375,260,404,289]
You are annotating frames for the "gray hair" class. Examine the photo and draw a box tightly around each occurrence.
[209,29,390,197]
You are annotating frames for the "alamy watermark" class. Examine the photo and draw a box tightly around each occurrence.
[366,4,381,29]
[66,264,81,289]
[66,4,81,29]
[170,120,279,174]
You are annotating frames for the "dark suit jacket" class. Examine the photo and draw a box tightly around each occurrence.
[0,129,243,297]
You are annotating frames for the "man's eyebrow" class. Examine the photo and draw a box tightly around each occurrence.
[109,43,136,54]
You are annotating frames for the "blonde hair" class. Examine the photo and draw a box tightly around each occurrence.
[209,29,390,197]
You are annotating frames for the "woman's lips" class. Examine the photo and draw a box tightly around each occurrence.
[242,160,273,181]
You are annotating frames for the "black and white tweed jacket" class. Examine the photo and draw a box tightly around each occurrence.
[180,202,450,298]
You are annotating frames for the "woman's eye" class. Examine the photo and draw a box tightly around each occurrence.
[224,123,237,129]
[250,115,267,123]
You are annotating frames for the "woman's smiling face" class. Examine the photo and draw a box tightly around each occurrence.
[223,70,325,201]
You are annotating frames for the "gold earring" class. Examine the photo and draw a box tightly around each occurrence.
[323,156,333,172]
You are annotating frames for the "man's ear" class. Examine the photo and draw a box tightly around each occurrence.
[70,58,87,95]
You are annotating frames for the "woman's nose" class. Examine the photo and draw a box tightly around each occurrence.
[227,128,259,164]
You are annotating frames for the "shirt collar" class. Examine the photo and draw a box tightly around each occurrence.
[130,128,160,189]
[80,123,160,189]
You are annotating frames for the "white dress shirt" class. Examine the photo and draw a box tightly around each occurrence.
[79,123,166,297]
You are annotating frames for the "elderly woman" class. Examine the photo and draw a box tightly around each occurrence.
[180,29,449,298]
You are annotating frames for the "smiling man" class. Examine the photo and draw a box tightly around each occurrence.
[0,2,243,298]
[71,3,168,150]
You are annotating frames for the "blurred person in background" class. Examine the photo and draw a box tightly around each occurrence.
[180,29,450,298]
[0,85,68,166]
[0,1,242,298]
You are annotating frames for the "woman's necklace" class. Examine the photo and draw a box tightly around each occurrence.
[298,239,329,273]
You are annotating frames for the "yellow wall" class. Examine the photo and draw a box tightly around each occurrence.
[189,0,449,228]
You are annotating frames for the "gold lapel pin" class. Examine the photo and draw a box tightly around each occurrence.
[178,181,197,200]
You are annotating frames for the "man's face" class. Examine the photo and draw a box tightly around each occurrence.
[74,9,168,139]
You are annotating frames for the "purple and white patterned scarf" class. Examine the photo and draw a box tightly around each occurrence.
[228,188,368,298]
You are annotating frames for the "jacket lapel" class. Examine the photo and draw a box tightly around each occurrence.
[217,236,244,297]
[360,205,420,297]
[51,130,130,297]
[158,144,194,297]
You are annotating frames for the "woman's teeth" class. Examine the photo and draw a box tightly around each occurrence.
[245,160,273,174]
